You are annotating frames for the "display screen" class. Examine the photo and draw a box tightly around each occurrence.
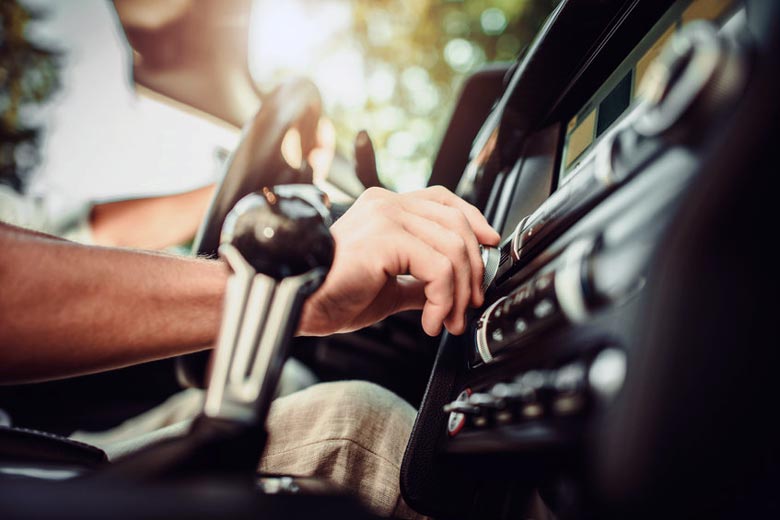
[559,0,737,185]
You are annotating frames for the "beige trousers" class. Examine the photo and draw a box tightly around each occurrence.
[74,380,424,519]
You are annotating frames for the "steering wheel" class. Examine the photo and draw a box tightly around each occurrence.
[176,77,323,388]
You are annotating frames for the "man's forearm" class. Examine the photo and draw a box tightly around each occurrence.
[89,184,215,249]
[0,222,227,384]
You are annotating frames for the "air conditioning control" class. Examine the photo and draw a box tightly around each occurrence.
[474,230,652,366]
[474,238,596,365]
[443,358,600,436]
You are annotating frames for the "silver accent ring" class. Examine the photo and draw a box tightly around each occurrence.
[554,238,596,324]
[475,297,506,364]
[480,245,501,293]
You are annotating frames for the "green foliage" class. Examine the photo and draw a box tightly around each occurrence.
[0,0,59,190]
[337,0,560,190]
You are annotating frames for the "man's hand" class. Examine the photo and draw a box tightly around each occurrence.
[299,186,500,337]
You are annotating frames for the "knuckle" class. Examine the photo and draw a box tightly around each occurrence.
[445,232,468,259]
[445,207,469,230]
[367,198,395,217]
[433,254,454,278]
[455,211,471,232]
[430,185,450,196]
[440,205,458,220]
[362,186,388,201]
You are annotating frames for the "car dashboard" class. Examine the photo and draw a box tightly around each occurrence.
[401,0,779,517]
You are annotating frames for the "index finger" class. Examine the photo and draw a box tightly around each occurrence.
[412,186,501,246]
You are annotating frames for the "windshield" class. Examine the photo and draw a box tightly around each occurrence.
[248,0,560,191]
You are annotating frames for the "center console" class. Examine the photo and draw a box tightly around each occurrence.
[401,0,778,517]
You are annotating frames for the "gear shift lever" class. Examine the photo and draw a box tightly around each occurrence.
[203,185,334,424]
[105,185,334,479]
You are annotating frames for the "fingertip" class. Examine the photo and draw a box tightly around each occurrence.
[422,306,444,337]
[487,227,501,245]
[476,226,501,247]
[457,319,467,336]
[449,323,466,336]
[472,289,484,308]
[444,314,467,336]
[424,321,442,337]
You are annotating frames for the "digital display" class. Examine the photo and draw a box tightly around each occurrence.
[564,110,595,170]
[559,0,737,185]
[596,71,632,136]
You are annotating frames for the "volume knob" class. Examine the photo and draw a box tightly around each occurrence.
[480,245,501,292]
[634,21,746,138]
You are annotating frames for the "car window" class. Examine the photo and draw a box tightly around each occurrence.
[248,0,561,192]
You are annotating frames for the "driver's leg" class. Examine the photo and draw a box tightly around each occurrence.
[74,379,423,519]
[262,380,423,519]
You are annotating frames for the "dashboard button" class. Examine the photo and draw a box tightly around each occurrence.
[533,298,555,319]
[588,348,627,402]
[534,272,553,291]
[518,370,547,393]
[473,416,489,428]
[511,286,532,305]
[551,362,589,416]
[551,393,587,416]
[514,319,528,334]
[521,403,544,419]
[479,245,501,292]
[446,388,473,437]
[554,362,587,392]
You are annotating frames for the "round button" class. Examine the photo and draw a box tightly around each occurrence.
[514,319,528,334]
[447,388,472,437]
[589,348,627,402]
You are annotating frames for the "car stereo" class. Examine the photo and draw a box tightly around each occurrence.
[401,0,777,517]
[470,0,745,365]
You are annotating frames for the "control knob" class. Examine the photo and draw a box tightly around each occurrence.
[634,21,747,138]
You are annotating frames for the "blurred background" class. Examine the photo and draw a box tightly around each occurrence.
[245,0,558,191]
[2,0,559,196]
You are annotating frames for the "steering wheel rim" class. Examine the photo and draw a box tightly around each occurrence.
[194,78,322,258]
[177,77,322,388]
